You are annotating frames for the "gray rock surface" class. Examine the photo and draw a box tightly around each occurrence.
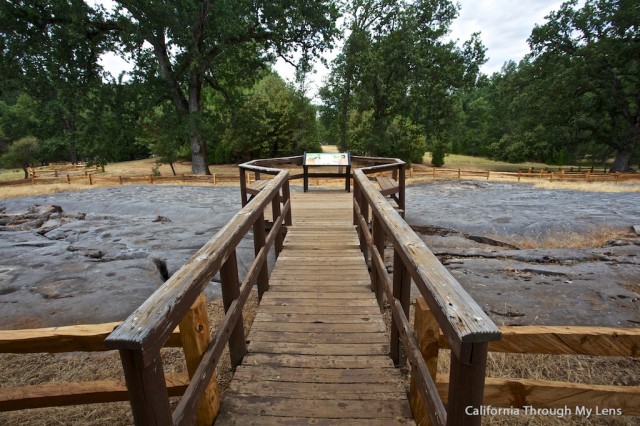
[0,181,638,329]
[0,186,255,328]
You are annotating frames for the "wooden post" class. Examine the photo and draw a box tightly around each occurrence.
[88,174,93,185]
[219,251,247,368]
[119,176,123,185]
[458,169,461,179]
[253,211,269,299]
[213,173,217,186]
[179,295,221,425]
[410,297,440,426]
[390,249,410,366]
[446,342,489,426]
[433,167,436,178]
[67,174,71,184]
[371,215,385,307]
[118,349,172,425]
[398,164,406,218]
[272,192,283,256]
[359,184,370,257]
[518,170,521,182]
[282,179,292,226]
[239,168,248,207]
[486,171,490,181]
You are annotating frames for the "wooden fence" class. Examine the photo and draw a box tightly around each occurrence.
[104,169,291,425]
[0,297,206,413]
[353,165,501,426]
[411,296,640,423]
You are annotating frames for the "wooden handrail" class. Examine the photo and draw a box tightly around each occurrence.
[353,168,500,426]
[354,169,500,349]
[105,170,291,425]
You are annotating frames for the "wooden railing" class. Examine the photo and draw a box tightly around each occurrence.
[353,165,501,426]
[0,317,186,412]
[105,169,291,425]
[412,296,640,419]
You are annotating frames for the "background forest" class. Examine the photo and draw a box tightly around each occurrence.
[1,0,638,176]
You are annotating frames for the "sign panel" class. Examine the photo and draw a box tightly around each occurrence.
[304,152,350,166]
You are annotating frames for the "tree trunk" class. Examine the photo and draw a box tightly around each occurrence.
[169,162,176,176]
[188,70,211,175]
[21,163,29,179]
[609,148,632,172]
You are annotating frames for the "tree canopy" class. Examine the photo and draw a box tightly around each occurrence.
[1,0,638,173]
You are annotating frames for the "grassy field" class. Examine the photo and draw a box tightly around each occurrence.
[422,152,554,171]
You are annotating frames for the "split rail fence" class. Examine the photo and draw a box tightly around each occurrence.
[411,296,640,422]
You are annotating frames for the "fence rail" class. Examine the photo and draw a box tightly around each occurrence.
[0,315,186,412]
[411,297,640,421]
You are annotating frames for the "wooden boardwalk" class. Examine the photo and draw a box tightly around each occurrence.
[216,191,414,425]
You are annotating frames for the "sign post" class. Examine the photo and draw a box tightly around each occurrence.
[303,152,351,192]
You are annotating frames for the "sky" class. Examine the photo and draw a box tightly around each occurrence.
[99,1,580,99]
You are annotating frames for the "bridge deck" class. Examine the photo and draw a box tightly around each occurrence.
[216,191,414,425]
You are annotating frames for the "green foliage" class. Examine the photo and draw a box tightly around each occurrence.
[431,141,446,167]
[219,74,321,162]
[320,0,485,163]
[456,0,640,170]
[1,136,39,178]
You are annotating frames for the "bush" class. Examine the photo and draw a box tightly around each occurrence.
[431,142,445,167]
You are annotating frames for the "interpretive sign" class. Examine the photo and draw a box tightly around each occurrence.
[303,152,350,167]
[302,152,351,192]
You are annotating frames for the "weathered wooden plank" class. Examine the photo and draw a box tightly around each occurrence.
[253,312,384,324]
[219,395,413,419]
[0,373,189,412]
[436,374,640,416]
[271,275,371,286]
[259,298,378,307]
[241,353,395,369]
[257,305,380,315]
[267,285,371,293]
[179,295,220,426]
[267,280,371,287]
[232,366,404,384]
[433,326,640,358]
[0,323,181,354]
[490,326,640,357]
[270,270,370,278]
[249,321,386,333]
[227,380,406,400]
[247,341,389,356]
[215,413,414,425]
[260,292,373,300]
[248,331,388,344]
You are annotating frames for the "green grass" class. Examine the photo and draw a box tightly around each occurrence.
[423,153,573,172]
[0,168,25,182]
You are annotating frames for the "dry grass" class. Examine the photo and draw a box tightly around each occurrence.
[531,180,640,193]
[501,225,630,250]
[0,290,259,425]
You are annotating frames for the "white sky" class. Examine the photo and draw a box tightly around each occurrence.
[98,1,584,99]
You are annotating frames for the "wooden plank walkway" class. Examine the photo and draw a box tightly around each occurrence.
[216,191,414,425]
